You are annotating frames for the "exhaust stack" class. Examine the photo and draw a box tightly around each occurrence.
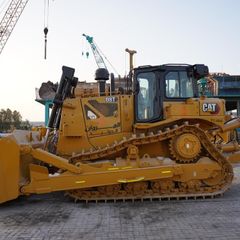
[95,68,109,96]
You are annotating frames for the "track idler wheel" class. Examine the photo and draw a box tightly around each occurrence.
[202,170,224,187]
[170,133,201,163]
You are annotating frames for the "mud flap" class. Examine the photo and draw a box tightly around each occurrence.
[0,137,20,204]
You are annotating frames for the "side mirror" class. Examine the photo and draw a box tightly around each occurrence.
[192,64,209,80]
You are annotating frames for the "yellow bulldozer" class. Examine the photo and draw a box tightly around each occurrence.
[1,64,240,204]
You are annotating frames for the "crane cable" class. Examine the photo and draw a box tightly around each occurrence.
[43,0,49,59]
[94,41,120,76]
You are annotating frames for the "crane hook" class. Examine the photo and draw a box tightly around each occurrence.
[44,27,48,59]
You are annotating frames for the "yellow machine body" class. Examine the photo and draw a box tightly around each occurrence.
[0,64,239,204]
[56,95,229,156]
[0,137,19,203]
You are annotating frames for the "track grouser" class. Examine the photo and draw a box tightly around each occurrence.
[1,64,240,204]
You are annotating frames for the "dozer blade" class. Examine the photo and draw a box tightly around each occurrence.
[0,137,20,203]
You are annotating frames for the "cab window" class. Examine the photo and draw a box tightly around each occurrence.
[165,71,193,98]
[84,106,99,120]
[137,72,158,121]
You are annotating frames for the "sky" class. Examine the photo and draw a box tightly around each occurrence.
[0,0,240,121]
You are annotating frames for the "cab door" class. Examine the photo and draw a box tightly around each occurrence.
[134,70,163,123]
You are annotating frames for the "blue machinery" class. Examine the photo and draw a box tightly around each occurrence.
[82,34,107,69]
[35,99,53,126]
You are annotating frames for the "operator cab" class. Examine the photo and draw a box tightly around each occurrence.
[134,64,209,123]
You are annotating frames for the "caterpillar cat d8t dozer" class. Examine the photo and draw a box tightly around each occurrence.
[1,64,240,204]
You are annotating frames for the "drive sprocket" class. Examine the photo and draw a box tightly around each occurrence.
[66,122,233,202]
[170,133,201,163]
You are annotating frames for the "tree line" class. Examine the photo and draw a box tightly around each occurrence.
[0,108,31,132]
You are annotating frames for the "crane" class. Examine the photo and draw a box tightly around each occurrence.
[82,33,107,69]
[0,0,29,54]
[82,33,119,75]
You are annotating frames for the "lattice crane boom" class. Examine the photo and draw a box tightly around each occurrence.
[0,0,29,54]
[82,33,107,69]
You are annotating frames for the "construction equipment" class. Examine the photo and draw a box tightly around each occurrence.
[1,63,240,204]
[0,0,50,58]
[0,0,29,54]
[82,33,107,69]
[82,33,119,76]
